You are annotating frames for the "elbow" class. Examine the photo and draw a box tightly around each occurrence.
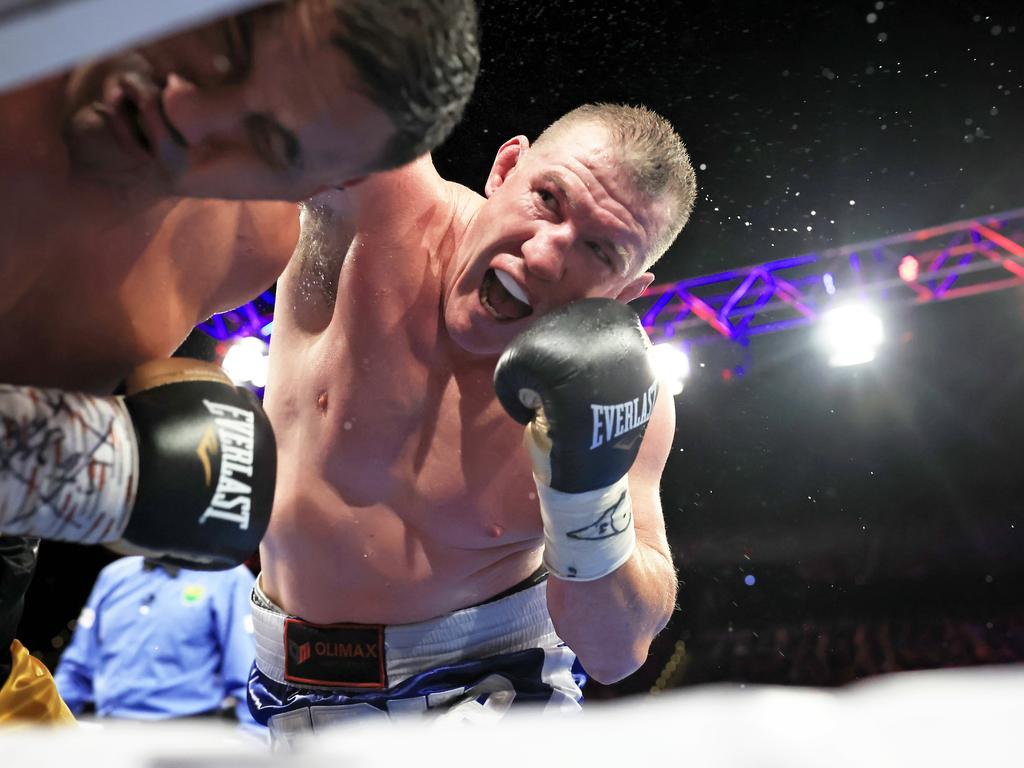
[567,610,677,685]
[557,619,658,685]
[576,646,648,685]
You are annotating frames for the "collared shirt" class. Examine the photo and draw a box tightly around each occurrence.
[54,557,256,723]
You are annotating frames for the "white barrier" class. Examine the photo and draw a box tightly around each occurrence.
[1,664,1021,767]
[0,0,270,92]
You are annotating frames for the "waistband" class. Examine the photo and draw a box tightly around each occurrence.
[251,576,560,691]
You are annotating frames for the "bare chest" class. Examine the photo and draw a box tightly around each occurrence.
[349,346,530,520]
[270,306,540,547]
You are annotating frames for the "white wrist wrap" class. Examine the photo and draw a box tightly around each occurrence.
[0,385,138,544]
[536,474,636,582]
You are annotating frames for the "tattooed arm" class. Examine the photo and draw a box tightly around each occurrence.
[0,385,136,543]
[0,359,276,569]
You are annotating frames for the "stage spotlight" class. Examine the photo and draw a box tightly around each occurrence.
[898,255,920,283]
[818,304,884,367]
[651,343,690,395]
[221,336,270,388]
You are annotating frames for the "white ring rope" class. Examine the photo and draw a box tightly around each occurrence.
[0,0,270,92]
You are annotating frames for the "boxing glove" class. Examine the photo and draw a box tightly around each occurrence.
[0,359,275,570]
[494,298,659,581]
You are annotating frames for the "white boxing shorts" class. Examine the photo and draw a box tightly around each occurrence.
[247,571,585,745]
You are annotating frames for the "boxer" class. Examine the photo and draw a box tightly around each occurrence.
[250,103,697,739]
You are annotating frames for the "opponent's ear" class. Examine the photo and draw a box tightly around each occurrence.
[615,272,655,304]
[485,135,530,198]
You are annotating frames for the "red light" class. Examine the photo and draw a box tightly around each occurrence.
[898,255,920,282]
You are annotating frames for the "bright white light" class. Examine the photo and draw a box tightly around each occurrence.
[819,304,884,367]
[650,343,690,396]
[221,336,270,388]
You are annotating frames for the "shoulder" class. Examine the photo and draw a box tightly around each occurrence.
[346,155,455,222]
[166,198,298,319]
[100,556,142,577]
[95,556,143,588]
[164,199,298,255]
[307,155,478,250]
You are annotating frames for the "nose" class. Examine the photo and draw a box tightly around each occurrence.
[522,223,573,282]
[160,73,246,147]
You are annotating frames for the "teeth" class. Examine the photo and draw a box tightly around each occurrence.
[494,270,531,306]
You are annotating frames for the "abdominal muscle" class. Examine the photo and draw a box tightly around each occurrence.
[259,480,544,626]
[259,331,545,626]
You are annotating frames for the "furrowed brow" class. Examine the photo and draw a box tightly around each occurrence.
[541,173,572,203]
[545,171,635,273]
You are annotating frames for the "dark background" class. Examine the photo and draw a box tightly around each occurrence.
[22,0,1024,696]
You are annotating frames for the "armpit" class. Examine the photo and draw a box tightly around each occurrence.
[295,202,356,307]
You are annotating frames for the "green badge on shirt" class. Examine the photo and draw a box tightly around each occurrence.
[182,584,206,605]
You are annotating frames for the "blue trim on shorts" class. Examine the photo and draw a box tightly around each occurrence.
[249,646,586,725]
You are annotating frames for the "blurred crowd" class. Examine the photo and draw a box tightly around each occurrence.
[680,611,1024,687]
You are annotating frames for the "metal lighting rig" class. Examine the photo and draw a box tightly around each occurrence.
[636,207,1024,350]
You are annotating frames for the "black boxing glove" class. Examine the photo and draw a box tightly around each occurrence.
[0,359,275,570]
[494,298,659,581]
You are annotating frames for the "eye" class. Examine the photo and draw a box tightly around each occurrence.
[245,114,301,171]
[535,188,559,213]
[587,242,613,267]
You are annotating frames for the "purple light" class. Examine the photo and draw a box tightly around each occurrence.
[719,269,763,319]
[744,574,756,586]
[935,252,974,297]
[642,290,676,326]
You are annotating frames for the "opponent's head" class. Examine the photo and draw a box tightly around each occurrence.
[444,102,696,356]
[61,0,479,201]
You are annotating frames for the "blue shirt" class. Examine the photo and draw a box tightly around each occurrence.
[54,557,257,723]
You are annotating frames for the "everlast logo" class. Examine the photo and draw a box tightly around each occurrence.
[198,400,255,530]
[590,381,658,450]
[195,426,218,485]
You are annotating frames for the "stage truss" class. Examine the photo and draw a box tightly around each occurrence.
[636,207,1024,350]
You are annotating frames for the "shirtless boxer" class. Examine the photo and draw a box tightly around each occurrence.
[251,103,697,737]
[0,0,479,722]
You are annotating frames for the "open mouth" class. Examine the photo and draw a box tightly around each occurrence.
[479,268,533,321]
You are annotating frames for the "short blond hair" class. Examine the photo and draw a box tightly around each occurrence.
[535,103,697,270]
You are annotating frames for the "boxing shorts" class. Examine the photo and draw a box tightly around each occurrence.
[248,570,585,745]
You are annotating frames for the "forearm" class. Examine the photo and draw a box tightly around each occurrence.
[0,384,137,543]
[493,298,679,683]
[546,536,677,684]
[0,363,276,569]
[53,663,93,715]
